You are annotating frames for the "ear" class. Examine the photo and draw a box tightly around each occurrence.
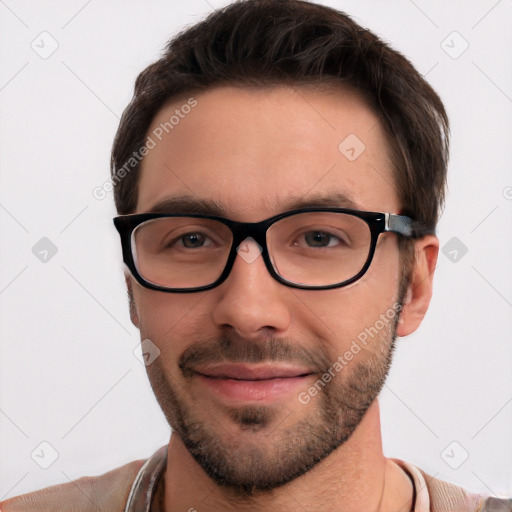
[125,273,140,328]
[397,235,439,337]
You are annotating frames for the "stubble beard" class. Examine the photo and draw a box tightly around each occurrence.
[144,308,400,497]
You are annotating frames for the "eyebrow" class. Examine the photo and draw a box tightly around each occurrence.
[146,192,361,217]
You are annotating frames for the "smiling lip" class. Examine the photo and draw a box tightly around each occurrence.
[192,363,315,402]
[194,363,314,380]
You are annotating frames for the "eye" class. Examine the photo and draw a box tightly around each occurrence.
[164,232,215,250]
[295,230,348,248]
[304,231,337,247]
[182,233,209,248]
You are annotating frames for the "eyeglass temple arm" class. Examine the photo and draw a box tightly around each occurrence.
[384,213,414,237]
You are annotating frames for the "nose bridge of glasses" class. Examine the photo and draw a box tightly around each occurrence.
[228,221,269,265]
[229,220,269,250]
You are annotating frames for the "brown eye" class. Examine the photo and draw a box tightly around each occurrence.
[304,231,335,247]
[180,233,208,248]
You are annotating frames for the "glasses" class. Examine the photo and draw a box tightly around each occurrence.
[113,208,416,292]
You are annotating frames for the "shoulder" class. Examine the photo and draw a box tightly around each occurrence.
[0,458,146,512]
[417,469,512,512]
[394,458,512,512]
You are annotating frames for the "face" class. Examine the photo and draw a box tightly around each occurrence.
[128,85,420,494]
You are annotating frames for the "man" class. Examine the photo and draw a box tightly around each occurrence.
[1,0,510,511]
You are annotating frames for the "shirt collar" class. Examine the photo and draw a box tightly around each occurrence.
[392,458,431,512]
[126,447,431,512]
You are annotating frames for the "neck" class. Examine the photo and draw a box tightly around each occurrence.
[160,400,413,512]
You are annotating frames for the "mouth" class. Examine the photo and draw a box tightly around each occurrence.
[191,363,316,402]
[194,363,314,380]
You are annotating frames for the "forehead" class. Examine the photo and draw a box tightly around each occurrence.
[136,85,398,219]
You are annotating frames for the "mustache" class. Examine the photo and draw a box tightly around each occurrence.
[179,334,331,377]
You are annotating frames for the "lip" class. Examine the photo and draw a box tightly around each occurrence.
[191,363,315,402]
[193,363,314,380]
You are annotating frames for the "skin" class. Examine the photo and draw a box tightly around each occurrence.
[127,85,439,512]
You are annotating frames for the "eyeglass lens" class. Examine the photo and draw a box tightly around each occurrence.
[132,212,372,289]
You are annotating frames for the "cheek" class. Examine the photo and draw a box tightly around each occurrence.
[134,288,208,354]
[294,251,401,351]
[295,283,393,330]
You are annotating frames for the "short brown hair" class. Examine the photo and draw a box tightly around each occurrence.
[111,0,449,236]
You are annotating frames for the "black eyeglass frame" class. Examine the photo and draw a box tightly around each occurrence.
[113,207,419,293]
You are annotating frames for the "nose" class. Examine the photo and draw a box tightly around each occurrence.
[211,237,292,338]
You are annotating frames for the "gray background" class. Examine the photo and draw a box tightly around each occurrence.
[0,0,511,500]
